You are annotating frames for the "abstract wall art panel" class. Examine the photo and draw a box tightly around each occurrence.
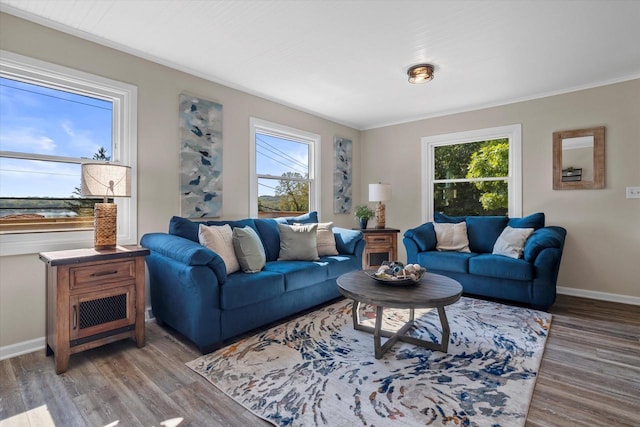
[333,136,352,214]
[179,94,223,218]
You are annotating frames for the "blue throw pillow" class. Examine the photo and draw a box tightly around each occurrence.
[254,219,281,262]
[508,212,545,230]
[434,212,466,223]
[169,216,200,242]
[465,216,508,253]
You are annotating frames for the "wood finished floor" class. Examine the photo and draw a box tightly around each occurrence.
[1,294,638,427]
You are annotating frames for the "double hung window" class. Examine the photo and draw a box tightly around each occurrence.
[0,51,137,255]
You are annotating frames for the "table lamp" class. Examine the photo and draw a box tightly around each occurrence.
[369,183,391,229]
[81,162,131,249]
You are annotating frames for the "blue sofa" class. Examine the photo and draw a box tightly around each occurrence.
[403,213,566,309]
[140,212,365,353]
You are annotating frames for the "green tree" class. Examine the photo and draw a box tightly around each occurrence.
[466,139,509,211]
[275,172,309,212]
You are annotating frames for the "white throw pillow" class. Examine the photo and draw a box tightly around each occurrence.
[433,222,471,252]
[198,224,240,274]
[492,226,535,259]
[277,223,320,261]
[316,222,339,256]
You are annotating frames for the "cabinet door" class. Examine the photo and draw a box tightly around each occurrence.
[69,284,135,342]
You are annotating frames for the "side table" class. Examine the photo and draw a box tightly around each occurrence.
[358,228,400,270]
[39,245,149,374]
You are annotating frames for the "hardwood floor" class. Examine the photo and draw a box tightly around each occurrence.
[1,294,638,426]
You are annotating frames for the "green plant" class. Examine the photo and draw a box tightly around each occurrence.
[354,205,374,220]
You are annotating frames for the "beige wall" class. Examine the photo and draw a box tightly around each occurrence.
[361,79,640,300]
[0,13,361,350]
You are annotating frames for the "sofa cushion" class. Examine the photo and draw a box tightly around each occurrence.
[316,222,339,256]
[198,224,240,274]
[508,212,545,230]
[469,254,533,281]
[466,216,509,253]
[263,260,328,291]
[434,222,470,252]
[254,219,281,262]
[434,212,466,223]
[416,251,475,273]
[220,271,285,310]
[318,254,359,279]
[493,226,534,259]
[169,216,258,243]
[404,222,436,252]
[277,223,319,261]
[232,226,266,273]
[284,211,319,224]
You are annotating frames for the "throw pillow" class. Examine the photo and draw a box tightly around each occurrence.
[277,223,320,261]
[198,224,240,274]
[232,226,266,273]
[493,226,535,259]
[433,222,470,252]
[316,222,339,256]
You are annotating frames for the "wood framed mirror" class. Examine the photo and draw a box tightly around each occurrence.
[553,126,605,190]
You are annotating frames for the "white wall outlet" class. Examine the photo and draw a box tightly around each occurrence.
[626,187,640,199]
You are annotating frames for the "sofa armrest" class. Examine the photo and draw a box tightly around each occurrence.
[140,233,227,284]
[403,222,437,252]
[523,226,566,264]
[333,227,363,255]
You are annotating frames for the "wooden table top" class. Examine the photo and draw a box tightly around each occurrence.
[336,270,463,309]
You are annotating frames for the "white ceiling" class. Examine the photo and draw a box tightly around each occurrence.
[2,0,639,130]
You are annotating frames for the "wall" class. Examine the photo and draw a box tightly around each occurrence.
[361,79,640,301]
[0,13,361,353]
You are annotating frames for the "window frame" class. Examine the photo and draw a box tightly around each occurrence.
[0,50,137,256]
[421,124,522,222]
[249,117,320,218]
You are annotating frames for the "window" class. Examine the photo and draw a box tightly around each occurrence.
[249,118,320,218]
[421,124,522,221]
[0,50,137,256]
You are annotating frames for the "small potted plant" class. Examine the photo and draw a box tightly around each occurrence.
[354,205,374,229]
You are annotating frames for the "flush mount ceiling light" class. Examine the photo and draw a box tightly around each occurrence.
[407,64,435,84]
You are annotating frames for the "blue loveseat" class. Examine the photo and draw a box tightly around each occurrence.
[140,212,365,353]
[403,213,566,309]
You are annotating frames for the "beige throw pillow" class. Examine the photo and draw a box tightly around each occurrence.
[198,224,240,274]
[492,226,534,259]
[433,222,471,252]
[277,223,320,261]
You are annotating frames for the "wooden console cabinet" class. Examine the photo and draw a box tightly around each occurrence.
[359,228,400,270]
[39,245,149,374]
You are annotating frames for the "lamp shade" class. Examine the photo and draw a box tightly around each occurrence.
[81,163,131,198]
[369,183,391,202]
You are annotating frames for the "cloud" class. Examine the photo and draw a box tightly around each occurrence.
[0,127,56,153]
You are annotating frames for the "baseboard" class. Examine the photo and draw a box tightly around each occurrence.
[0,337,45,361]
[557,286,640,306]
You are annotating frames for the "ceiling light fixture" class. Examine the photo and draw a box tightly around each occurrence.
[407,64,434,84]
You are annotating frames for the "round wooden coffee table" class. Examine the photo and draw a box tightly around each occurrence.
[336,270,463,359]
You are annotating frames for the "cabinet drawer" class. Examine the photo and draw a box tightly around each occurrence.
[365,234,393,246]
[70,260,136,290]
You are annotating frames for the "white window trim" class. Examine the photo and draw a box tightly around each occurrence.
[0,50,138,256]
[421,124,522,223]
[249,117,321,218]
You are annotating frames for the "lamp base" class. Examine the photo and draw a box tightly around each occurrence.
[94,203,117,249]
[375,202,386,229]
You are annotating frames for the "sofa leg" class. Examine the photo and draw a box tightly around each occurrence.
[199,341,223,354]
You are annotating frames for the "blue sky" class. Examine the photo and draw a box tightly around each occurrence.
[255,133,309,197]
[0,77,112,198]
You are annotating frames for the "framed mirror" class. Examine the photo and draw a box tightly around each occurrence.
[553,126,605,190]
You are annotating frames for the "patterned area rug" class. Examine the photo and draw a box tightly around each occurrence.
[187,297,552,426]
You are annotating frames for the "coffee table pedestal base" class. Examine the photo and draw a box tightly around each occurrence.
[351,301,451,359]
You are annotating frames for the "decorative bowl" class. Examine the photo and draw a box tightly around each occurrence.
[366,261,426,285]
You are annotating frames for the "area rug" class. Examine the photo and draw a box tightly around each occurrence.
[187,297,552,426]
